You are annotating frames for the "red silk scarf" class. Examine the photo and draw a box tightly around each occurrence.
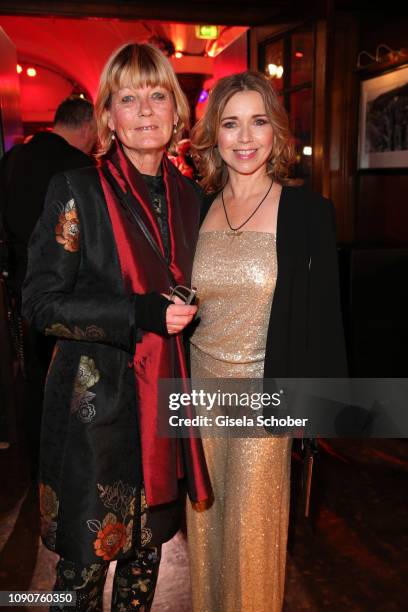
[98,142,212,507]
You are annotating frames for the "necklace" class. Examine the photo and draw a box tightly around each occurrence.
[221,179,274,232]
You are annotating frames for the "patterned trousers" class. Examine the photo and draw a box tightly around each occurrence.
[51,546,161,611]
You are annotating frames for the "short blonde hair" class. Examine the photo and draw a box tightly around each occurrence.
[95,43,189,156]
[192,71,296,192]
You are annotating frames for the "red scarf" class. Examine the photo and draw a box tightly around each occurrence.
[98,143,212,507]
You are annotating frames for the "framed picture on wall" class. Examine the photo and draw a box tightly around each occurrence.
[358,64,408,169]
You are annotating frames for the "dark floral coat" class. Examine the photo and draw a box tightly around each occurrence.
[23,165,199,565]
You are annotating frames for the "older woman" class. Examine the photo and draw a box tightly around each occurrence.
[186,71,347,611]
[23,43,211,611]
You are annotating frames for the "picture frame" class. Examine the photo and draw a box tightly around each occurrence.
[358,64,408,169]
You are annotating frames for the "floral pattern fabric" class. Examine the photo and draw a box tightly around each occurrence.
[39,483,59,550]
[71,356,100,424]
[44,323,106,341]
[52,547,161,612]
[55,198,80,252]
[87,480,136,561]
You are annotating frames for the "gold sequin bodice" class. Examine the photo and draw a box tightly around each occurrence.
[190,230,277,378]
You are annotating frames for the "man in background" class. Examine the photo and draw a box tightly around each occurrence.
[0,95,96,293]
[0,95,96,469]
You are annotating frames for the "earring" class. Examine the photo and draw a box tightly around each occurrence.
[111,131,115,141]
[173,124,177,134]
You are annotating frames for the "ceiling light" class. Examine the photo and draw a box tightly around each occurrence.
[27,67,37,77]
[16,64,22,74]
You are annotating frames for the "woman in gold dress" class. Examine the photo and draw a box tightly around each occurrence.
[186,71,347,612]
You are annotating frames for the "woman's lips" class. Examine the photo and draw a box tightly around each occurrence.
[136,125,158,131]
[233,148,257,160]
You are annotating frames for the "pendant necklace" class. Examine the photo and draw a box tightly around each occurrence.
[222,179,274,233]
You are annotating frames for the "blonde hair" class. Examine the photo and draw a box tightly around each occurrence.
[95,42,189,156]
[192,71,296,192]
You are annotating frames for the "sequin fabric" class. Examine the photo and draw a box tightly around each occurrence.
[187,231,292,612]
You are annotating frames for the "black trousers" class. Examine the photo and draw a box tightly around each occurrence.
[51,546,162,611]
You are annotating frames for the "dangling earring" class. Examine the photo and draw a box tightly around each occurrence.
[111,131,115,141]
[173,124,177,134]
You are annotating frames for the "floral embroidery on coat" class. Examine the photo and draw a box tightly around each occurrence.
[93,514,127,560]
[140,487,152,547]
[39,483,59,550]
[55,198,80,252]
[87,480,137,561]
[45,323,106,341]
[71,356,100,423]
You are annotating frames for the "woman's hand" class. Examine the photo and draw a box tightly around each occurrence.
[164,295,198,335]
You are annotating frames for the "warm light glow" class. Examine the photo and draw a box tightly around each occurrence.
[267,63,284,79]
[175,51,183,59]
[16,64,22,74]
[303,146,312,156]
[79,93,85,99]
[267,63,277,76]
[295,51,304,58]
[26,67,37,77]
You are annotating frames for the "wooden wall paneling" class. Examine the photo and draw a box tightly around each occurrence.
[312,18,329,197]
[248,23,299,71]
[328,10,359,243]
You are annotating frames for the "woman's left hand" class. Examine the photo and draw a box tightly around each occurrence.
[163,295,198,335]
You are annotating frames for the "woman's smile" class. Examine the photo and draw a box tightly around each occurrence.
[136,124,159,131]
[233,148,258,159]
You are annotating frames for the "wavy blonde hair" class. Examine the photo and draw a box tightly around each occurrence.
[192,71,296,192]
[95,42,190,156]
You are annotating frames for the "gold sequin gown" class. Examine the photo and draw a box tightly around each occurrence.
[187,231,291,612]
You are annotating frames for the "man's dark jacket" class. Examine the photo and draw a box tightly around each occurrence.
[0,131,93,293]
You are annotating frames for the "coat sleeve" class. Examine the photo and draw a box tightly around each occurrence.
[22,172,137,354]
[307,197,348,376]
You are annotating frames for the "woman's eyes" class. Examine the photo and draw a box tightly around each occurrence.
[222,121,237,129]
[120,91,166,103]
[221,118,269,128]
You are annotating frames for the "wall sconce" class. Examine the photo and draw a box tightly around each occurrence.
[267,63,284,78]
[356,50,376,70]
[357,43,408,70]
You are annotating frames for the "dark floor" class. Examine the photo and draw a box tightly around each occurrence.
[0,438,407,611]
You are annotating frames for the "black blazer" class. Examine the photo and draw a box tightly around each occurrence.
[201,185,348,379]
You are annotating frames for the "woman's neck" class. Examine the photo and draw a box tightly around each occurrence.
[122,145,163,176]
[225,167,271,201]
